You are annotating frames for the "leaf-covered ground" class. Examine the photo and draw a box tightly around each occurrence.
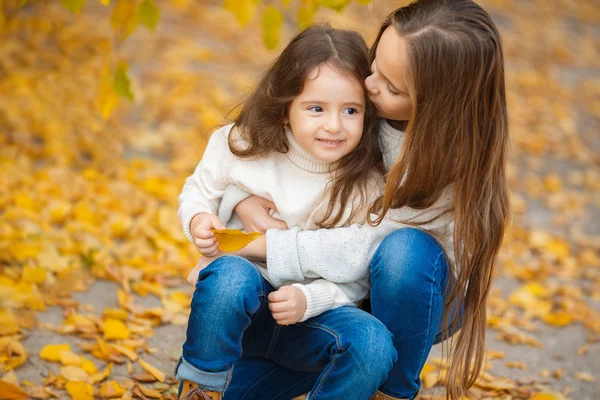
[0,0,598,399]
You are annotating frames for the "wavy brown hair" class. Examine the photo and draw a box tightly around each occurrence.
[230,24,384,227]
[368,1,510,398]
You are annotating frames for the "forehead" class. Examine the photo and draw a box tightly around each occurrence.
[376,26,409,90]
[299,64,365,101]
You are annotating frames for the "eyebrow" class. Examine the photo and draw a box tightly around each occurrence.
[300,100,365,109]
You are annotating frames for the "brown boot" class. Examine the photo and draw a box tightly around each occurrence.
[371,390,418,400]
[179,379,223,400]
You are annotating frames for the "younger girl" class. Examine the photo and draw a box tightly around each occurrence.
[176,25,394,400]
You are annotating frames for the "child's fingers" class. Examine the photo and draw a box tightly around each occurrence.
[271,311,293,324]
[267,290,289,303]
[268,301,289,313]
[194,237,216,249]
[194,229,215,240]
[200,245,219,257]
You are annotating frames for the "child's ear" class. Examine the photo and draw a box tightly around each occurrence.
[282,117,289,125]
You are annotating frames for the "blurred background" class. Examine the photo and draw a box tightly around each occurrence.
[0,0,598,399]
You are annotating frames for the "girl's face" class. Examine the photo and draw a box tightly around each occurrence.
[284,63,365,163]
[365,26,413,122]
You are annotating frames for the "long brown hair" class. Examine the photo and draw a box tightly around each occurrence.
[230,24,384,227]
[368,1,510,398]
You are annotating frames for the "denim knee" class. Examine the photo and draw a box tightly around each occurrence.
[370,228,447,290]
[342,318,397,379]
[194,256,265,313]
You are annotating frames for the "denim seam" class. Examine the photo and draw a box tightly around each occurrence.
[415,252,443,385]
[265,325,281,359]
[239,364,282,400]
[274,373,319,399]
[300,322,344,352]
[309,353,339,399]
[249,291,265,316]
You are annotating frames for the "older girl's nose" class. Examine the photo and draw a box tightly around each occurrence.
[365,75,379,96]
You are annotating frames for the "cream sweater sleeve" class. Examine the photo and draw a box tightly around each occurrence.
[291,279,370,322]
[177,125,237,242]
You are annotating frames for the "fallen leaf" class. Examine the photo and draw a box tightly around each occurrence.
[138,359,165,382]
[210,229,261,252]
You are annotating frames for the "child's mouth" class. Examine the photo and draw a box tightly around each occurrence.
[316,139,344,148]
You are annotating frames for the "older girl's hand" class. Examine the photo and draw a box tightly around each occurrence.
[267,286,306,325]
[234,195,289,234]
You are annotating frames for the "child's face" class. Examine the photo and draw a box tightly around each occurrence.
[284,63,365,164]
[365,26,413,122]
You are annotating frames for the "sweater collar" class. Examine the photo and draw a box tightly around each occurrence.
[285,126,332,174]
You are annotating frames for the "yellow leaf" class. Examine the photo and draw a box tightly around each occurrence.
[103,318,130,340]
[138,359,165,382]
[98,67,120,120]
[211,229,261,252]
[80,358,98,374]
[103,308,129,321]
[261,6,283,50]
[90,363,112,384]
[59,350,82,366]
[0,380,28,400]
[297,2,317,28]
[111,0,140,39]
[60,365,88,382]
[139,0,160,31]
[98,380,126,398]
[40,344,72,362]
[21,266,46,285]
[530,393,566,400]
[575,371,596,382]
[0,309,20,335]
[111,344,138,361]
[224,0,258,27]
[543,311,573,327]
[65,381,94,400]
[321,0,351,11]
[136,383,162,398]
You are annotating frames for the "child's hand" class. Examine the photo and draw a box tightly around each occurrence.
[235,195,289,234]
[190,213,226,256]
[268,286,306,326]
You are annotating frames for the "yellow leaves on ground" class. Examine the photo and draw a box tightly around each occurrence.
[65,381,94,400]
[60,365,89,382]
[40,344,72,362]
[0,380,28,400]
[103,319,130,341]
[138,359,165,382]
[211,229,261,252]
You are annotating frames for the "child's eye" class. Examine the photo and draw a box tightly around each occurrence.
[308,106,324,112]
[343,108,358,115]
[387,85,400,96]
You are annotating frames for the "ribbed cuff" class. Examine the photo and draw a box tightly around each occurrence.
[291,283,335,322]
[183,211,208,242]
[218,185,252,225]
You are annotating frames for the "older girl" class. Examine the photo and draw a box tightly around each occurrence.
[221,1,510,399]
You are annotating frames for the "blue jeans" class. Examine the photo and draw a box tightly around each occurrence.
[176,255,398,399]
[224,228,461,399]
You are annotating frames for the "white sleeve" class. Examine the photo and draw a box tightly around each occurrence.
[291,279,370,322]
[218,185,252,225]
[177,125,236,242]
[265,219,400,287]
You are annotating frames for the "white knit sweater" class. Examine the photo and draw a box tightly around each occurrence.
[218,119,455,300]
[178,123,382,321]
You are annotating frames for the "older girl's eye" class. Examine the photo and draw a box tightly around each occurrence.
[343,108,359,115]
[387,85,400,96]
[308,106,324,112]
